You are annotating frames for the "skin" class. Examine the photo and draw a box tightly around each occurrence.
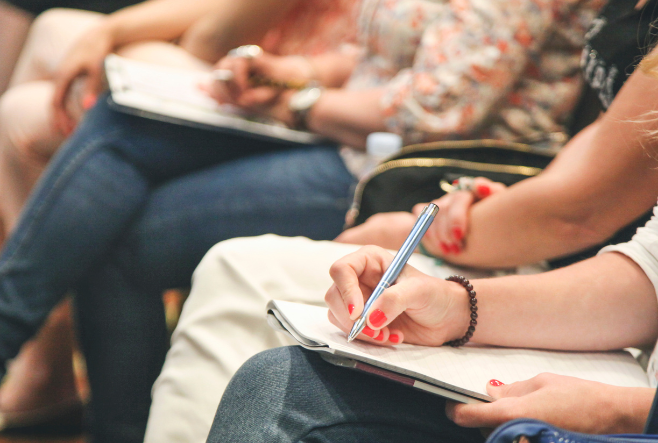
[325,245,658,432]
[335,60,658,268]
[206,49,386,149]
[52,0,301,134]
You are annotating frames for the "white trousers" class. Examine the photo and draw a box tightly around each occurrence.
[145,234,495,443]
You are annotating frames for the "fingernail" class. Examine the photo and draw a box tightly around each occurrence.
[440,242,450,254]
[451,244,461,254]
[389,334,400,343]
[375,333,385,341]
[348,304,355,315]
[452,179,459,185]
[477,184,491,197]
[452,227,463,240]
[362,326,376,338]
[369,309,387,328]
[489,379,504,386]
[82,94,97,110]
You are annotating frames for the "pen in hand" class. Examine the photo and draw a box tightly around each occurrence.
[211,69,308,90]
[348,203,439,342]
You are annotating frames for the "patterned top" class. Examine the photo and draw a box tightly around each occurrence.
[345,0,606,146]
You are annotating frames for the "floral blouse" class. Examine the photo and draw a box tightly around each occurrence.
[346,0,606,146]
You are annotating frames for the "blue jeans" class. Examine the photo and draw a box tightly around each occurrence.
[0,96,356,442]
[207,346,486,443]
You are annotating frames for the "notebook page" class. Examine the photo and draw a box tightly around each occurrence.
[106,55,253,115]
[273,301,650,397]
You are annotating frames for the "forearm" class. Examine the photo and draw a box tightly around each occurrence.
[100,0,224,49]
[306,88,388,149]
[445,68,658,268]
[307,51,359,88]
[178,0,301,62]
[470,252,658,350]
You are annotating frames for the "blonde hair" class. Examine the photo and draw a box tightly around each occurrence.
[640,50,658,78]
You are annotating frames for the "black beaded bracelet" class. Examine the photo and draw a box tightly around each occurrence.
[443,275,477,347]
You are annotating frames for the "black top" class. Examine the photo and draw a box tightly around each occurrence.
[582,0,658,109]
[5,0,141,15]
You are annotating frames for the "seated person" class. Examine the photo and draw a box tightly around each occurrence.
[206,205,658,440]
[0,0,143,94]
[0,0,592,441]
[147,1,658,441]
[0,0,355,437]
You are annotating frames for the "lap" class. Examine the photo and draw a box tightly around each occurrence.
[209,346,486,443]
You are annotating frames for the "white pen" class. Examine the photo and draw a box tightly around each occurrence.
[348,203,439,342]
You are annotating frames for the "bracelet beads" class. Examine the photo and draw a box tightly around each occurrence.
[443,275,477,347]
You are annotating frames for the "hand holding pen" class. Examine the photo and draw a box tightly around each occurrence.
[204,45,316,107]
[324,203,478,347]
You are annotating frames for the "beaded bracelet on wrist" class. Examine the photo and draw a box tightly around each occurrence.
[443,275,477,347]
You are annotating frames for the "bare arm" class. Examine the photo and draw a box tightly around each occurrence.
[178,0,301,62]
[473,252,658,350]
[441,66,658,268]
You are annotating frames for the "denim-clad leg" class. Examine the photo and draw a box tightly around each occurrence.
[207,346,485,443]
[0,93,353,437]
[74,148,355,443]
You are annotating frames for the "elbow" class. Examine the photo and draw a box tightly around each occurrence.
[549,214,620,255]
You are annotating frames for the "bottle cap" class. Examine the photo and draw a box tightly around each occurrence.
[366,132,403,157]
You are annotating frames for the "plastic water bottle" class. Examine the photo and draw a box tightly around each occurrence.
[363,132,403,177]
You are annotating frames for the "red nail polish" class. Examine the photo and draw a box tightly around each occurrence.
[452,227,463,241]
[375,333,385,341]
[451,244,461,254]
[82,94,97,110]
[489,379,505,386]
[440,242,450,254]
[452,179,459,185]
[477,185,491,197]
[370,309,387,328]
[362,326,376,338]
[348,304,355,315]
[389,334,400,344]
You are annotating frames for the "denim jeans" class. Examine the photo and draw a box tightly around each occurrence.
[207,346,486,443]
[0,95,356,442]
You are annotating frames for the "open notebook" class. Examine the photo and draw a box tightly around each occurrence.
[267,300,650,404]
[104,54,326,145]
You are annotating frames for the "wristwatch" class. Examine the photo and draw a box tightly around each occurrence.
[288,84,323,130]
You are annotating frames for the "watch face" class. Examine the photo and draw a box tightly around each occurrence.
[289,87,323,111]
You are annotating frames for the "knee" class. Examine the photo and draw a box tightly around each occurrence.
[224,347,295,396]
[29,9,74,44]
[0,83,56,162]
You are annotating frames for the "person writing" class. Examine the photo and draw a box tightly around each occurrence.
[204,174,658,442]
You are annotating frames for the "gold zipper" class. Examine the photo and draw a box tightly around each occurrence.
[392,138,557,160]
[345,157,544,228]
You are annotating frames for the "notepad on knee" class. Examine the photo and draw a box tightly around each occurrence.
[104,54,326,145]
[267,300,649,404]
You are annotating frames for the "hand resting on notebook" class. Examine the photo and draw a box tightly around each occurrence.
[446,373,650,433]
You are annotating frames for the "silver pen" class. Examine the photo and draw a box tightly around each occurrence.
[347,203,439,342]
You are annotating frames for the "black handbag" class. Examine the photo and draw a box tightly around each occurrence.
[345,139,555,228]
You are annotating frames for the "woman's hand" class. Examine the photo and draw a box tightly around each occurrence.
[52,23,115,135]
[334,212,417,250]
[414,178,506,256]
[203,51,317,125]
[324,245,471,345]
[447,374,653,433]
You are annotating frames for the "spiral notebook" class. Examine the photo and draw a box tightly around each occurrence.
[104,54,326,145]
[267,300,650,404]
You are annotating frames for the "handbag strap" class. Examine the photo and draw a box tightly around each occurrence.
[644,389,658,434]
